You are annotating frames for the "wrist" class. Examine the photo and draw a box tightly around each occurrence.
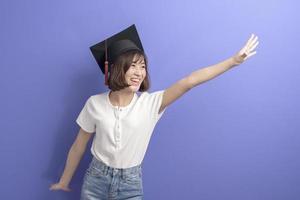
[59,179,69,187]
[230,56,241,67]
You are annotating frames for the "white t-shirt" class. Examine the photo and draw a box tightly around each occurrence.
[76,90,167,168]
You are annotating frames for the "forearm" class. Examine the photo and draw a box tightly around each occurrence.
[59,144,86,186]
[188,57,238,88]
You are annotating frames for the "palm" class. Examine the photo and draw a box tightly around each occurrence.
[234,34,259,65]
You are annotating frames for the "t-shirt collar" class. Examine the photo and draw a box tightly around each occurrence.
[106,91,137,110]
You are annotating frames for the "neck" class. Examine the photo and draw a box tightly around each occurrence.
[109,88,135,107]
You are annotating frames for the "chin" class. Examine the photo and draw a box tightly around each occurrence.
[129,85,140,92]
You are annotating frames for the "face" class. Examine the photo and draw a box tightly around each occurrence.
[124,54,146,92]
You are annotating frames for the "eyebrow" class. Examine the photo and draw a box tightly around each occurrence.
[132,61,145,64]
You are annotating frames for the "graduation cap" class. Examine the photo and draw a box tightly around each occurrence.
[90,24,144,85]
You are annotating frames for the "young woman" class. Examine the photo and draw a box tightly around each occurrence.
[49,25,259,200]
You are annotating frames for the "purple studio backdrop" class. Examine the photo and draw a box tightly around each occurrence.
[1,0,300,199]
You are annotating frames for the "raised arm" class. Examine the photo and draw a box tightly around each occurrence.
[159,34,259,113]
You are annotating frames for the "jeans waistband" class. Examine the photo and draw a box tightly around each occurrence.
[90,157,142,176]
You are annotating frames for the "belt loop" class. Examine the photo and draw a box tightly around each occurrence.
[121,169,125,179]
[104,165,108,176]
[99,160,107,176]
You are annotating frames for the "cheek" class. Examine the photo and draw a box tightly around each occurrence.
[125,70,133,78]
[127,68,135,75]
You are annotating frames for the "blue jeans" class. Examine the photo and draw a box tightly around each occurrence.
[80,157,143,200]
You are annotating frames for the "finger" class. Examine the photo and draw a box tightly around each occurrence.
[244,51,257,60]
[248,36,258,48]
[49,185,57,190]
[245,34,255,47]
[249,41,259,52]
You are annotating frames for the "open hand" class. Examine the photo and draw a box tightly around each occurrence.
[49,182,72,192]
[233,34,259,65]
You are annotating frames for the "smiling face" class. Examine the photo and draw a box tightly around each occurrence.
[124,54,147,92]
[108,50,150,92]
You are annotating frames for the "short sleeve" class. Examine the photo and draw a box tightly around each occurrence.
[147,90,167,121]
[76,97,96,133]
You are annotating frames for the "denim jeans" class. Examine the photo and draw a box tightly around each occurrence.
[80,157,143,200]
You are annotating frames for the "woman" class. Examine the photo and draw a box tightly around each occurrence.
[49,24,259,199]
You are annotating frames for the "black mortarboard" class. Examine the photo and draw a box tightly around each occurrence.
[89,24,144,85]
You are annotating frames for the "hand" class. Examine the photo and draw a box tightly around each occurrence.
[232,34,259,65]
[49,182,72,192]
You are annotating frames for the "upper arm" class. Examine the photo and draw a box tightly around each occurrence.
[159,77,192,113]
[73,128,94,152]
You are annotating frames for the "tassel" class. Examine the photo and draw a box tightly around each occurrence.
[105,61,108,85]
[104,39,109,85]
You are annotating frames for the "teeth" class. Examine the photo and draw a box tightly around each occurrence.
[131,79,140,83]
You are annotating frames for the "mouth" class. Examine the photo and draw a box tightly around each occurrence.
[130,78,141,86]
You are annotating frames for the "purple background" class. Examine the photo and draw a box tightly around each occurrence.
[1,0,299,199]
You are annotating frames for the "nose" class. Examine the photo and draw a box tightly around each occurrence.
[134,68,143,76]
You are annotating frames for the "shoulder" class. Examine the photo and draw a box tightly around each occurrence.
[143,90,164,97]
[140,90,164,96]
[90,91,108,101]
[138,90,165,102]
[83,91,108,107]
